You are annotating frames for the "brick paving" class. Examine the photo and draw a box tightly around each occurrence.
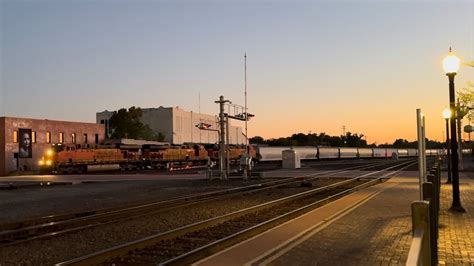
[267,174,474,266]
[267,177,417,266]
[438,178,474,266]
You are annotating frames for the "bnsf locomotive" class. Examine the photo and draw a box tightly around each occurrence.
[39,143,252,174]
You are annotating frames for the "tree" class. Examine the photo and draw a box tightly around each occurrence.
[393,139,411,148]
[249,136,265,144]
[457,87,474,120]
[341,132,367,147]
[109,106,165,141]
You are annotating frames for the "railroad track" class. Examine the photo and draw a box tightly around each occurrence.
[0,160,388,247]
[56,159,416,265]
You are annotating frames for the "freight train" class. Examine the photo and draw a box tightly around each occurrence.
[254,146,442,162]
[255,146,471,162]
[38,143,251,174]
[38,143,470,174]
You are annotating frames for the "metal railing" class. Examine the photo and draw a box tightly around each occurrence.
[407,158,441,266]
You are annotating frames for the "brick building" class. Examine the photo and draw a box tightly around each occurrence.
[0,117,105,176]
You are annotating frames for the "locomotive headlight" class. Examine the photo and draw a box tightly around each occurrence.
[46,160,52,166]
[39,160,45,166]
[46,149,53,157]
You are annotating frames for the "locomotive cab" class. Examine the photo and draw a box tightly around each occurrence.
[38,143,64,173]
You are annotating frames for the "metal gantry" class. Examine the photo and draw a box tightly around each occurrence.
[215,96,231,180]
[194,95,253,180]
[212,95,254,180]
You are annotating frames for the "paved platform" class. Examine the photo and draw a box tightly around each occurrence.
[195,171,474,266]
[438,177,474,265]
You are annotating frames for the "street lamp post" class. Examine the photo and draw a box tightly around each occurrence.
[443,108,452,184]
[442,48,465,212]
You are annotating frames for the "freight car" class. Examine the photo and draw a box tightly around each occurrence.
[38,143,255,174]
[253,146,461,162]
[39,142,470,174]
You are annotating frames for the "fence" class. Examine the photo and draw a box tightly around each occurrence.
[406,158,441,266]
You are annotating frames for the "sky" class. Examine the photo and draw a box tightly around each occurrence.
[1,0,474,144]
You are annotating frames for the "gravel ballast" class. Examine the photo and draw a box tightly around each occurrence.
[0,178,342,264]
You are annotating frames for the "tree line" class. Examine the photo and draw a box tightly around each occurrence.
[250,133,448,149]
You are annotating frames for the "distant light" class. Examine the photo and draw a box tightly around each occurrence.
[46,149,53,156]
[443,108,451,119]
[443,50,461,74]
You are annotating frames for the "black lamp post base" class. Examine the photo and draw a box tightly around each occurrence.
[449,205,466,213]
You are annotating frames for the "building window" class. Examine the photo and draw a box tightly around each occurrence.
[95,134,99,144]
[13,130,18,143]
[46,132,51,143]
[32,131,37,143]
[59,132,64,143]
[84,133,88,144]
[71,133,76,144]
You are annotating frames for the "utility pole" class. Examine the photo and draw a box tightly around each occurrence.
[243,53,250,179]
[199,92,201,144]
[342,125,346,136]
[225,114,230,176]
[190,111,193,143]
[215,96,230,180]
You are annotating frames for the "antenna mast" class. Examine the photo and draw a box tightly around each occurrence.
[245,53,248,151]
[199,92,201,143]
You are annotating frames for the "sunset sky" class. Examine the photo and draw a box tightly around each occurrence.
[1,1,473,144]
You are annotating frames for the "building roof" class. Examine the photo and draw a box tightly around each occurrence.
[103,138,169,146]
[1,116,98,125]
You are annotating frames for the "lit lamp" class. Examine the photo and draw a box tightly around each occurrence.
[442,108,452,184]
[442,48,465,212]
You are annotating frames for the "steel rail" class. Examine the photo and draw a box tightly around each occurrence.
[1,160,386,232]
[162,161,416,265]
[0,161,382,246]
[56,160,415,265]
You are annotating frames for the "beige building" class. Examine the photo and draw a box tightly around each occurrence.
[96,106,246,145]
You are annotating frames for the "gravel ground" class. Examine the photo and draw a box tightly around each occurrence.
[0,178,276,224]
[0,178,344,265]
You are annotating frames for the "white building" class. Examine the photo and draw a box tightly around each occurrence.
[96,106,246,145]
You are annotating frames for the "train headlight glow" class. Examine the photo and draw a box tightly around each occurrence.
[46,160,52,166]
[46,149,53,156]
[39,160,44,166]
